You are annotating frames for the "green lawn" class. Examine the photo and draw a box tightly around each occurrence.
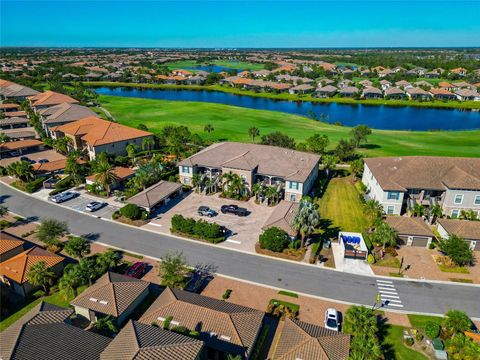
[317,177,370,232]
[0,285,87,332]
[164,60,265,71]
[383,325,428,360]
[98,95,480,158]
[408,314,444,330]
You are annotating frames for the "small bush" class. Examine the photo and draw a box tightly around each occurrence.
[425,321,441,339]
[112,210,120,220]
[120,203,143,220]
[163,316,173,330]
[24,178,45,193]
[415,332,424,342]
[259,227,289,252]
[404,337,414,346]
[171,214,224,243]
[189,330,200,337]
[429,242,436,250]
[222,288,232,300]
[367,254,376,264]
[171,325,189,335]
[0,220,12,230]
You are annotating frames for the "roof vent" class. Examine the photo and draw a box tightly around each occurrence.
[89,298,98,302]
[157,316,166,321]
[220,335,231,341]
[99,300,108,305]
[171,320,180,326]
[209,332,217,337]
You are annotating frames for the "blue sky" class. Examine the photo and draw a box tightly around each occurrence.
[1,1,479,48]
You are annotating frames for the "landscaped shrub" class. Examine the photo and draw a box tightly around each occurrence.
[415,332,424,342]
[112,210,120,220]
[425,321,441,339]
[439,235,474,266]
[259,227,289,252]
[0,220,12,230]
[119,203,143,220]
[171,214,224,243]
[171,325,190,335]
[171,214,196,234]
[222,288,232,300]
[163,316,173,330]
[309,241,321,264]
[24,177,45,193]
[367,254,376,264]
[404,337,414,346]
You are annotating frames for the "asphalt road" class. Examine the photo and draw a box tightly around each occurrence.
[1,183,479,318]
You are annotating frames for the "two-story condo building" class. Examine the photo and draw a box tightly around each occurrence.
[362,157,480,217]
[178,142,320,202]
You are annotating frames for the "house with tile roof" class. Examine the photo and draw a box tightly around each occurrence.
[71,271,150,326]
[39,102,97,136]
[273,318,350,360]
[437,219,480,251]
[0,246,64,296]
[0,231,25,262]
[262,200,299,237]
[0,302,111,360]
[28,90,79,111]
[385,216,435,248]
[100,320,204,360]
[126,180,183,212]
[139,287,264,359]
[51,116,153,160]
[0,79,39,100]
[178,142,320,203]
[362,157,480,217]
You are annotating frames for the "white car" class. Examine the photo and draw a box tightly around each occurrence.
[50,191,77,203]
[324,308,340,331]
[85,201,106,212]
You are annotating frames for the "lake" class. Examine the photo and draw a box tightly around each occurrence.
[95,87,480,131]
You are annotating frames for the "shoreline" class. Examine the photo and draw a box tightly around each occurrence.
[84,81,480,111]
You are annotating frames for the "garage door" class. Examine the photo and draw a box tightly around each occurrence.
[411,236,429,247]
[398,235,409,245]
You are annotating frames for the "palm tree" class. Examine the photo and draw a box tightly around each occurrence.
[28,261,56,293]
[248,127,260,142]
[93,158,117,194]
[430,205,443,224]
[7,161,34,182]
[322,154,338,178]
[53,137,71,155]
[142,137,155,156]
[58,266,80,299]
[65,150,84,186]
[265,186,279,206]
[204,124,214,138]
[0,133,10,144]
[459,210,478,221]
[0,205,8,217]
[221,172,236,197]
[94,316,118,334]
[364,199,384,227]
[96,249,122,273]
[292,198,321,248]
[126,143,138,165]
[412,203,426,217]
[373,222,398,251]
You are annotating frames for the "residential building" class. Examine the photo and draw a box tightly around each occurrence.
[362,156,480,216]
[85,166,135,191]
[100,320,204,360]
[0,117,29,130]
[288,84,314,95]
[126,180,183,212]
[384,87,406,99]
[0,79,39,100]
[0,247,64,297]
[0,231,25,262]
[405,87,432,100]
[71,271,150,326]
[338,86,359,97]
[362,86,383,99]
[0,139,44,157]
[437,219,480,251]
[262,200,299,238]
[178,142,320,202]
[39,102,97,136]
[385,216,434,247]
[430,88,457,101]
[50,116,153,160]
[139,287,264,360]
[455,89,480,101]
[0,302,111,360]
[28,90,79,112]
[273,318,350,360]
[315,85,338,98]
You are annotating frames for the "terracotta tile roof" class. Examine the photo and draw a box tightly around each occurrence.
[4,110,27,118]
[52,116,152,146]
[71,272,150,317]
[430,88,455,96]
[0,231,25,256]
[126,181,182,210]
[385,216,434,237]
[33,158,85,174]
[0,247,64,284]
[0,139,43,151]
[0,103,20,110]
[179,142,320,183]
[86,166,134,182]
[262,200,299,236]
[139,288,264,358]
[437,219,480,241]
[364,156,480,191]
[438,81,454,88]
[274,318,350,360]
[29,91,78,107]
[0,302,111,360]
[100,320,204,360]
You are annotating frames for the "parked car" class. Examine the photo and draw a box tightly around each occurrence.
[220,204,248,216]
[38,159,49,164]
[185,270,214,293]
[85,201,106,212]
[20,156,35,164]
[125,262,147,279]
[10,151,20,157]
[324,308,340,331]
[198,206,217,217]
[50,191,78,203]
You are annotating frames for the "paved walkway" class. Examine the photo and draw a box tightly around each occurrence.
[332,242,374,275]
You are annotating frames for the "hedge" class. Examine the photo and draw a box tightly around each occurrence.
[171,214,224,243]
[120,203,143,220]
[259,227,289,252]
[12,178,45,193]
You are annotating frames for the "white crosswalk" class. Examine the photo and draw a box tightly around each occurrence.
[376,279,404,308]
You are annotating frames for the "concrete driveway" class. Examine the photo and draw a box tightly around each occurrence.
[143,191,276,251]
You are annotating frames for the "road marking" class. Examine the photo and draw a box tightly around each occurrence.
[376,279,393,284]
[380,294,400,299]
[387,303,404,308]
[379,290,399,295]
[383,299,403,303]
[377,284,395,288]
[378,286,395,290]
[226,239,241,244]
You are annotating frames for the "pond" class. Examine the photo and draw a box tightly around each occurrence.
[95,87,480,131]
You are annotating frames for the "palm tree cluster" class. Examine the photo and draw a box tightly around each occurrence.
[252,182,282,206]
[7,161,34,183]
[292,197,321,248]
[221,172,248,200]
[192,172,221,195]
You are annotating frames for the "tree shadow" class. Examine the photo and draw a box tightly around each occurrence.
[359,143,381,150]
[82,232,101,241]
[377,315,395,360]
[0,195,11,204]
[318,218,341,239]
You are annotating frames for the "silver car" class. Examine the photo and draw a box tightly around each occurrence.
[324,308,340,331]
[50,191,77,203]
[85,201,106,212]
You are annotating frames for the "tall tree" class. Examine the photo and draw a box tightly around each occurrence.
[322,154,338,178]
[292,198,321,248]
[142,137,155,156]
[260,131,296,149]
[37,219,68,246]
[248,127,260,143]
[159,251,189,289]
[0,205,8,217]
[343,306,382,360]
[335,139,356,161]
[28,260,56,293]
[372,222,398,251]
[351,125,372,148]
[96,249,122,273]
[305,134,329,155]
[64,236,90,259]
[94,158,117,194]
[7,161,34,182]
[65,151,85,186]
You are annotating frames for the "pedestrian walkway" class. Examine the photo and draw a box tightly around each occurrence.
[331,242,374,275]
[376,279,404,308]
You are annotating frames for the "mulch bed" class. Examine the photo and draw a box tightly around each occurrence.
[255,242,306,261]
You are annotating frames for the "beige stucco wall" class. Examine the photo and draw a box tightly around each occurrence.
[222,167,254,191]
[88,136,153,160]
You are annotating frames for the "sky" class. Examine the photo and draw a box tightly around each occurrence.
[1,0,480,48]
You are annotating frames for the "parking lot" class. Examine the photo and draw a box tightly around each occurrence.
[143,191,276,251]
[0,149,66,167]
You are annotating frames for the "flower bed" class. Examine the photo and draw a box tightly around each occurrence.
[255,242,305,261]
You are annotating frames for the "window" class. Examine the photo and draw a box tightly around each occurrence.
[454,194,463,204]
[387,205,395,215]
[289,181,299,190]
[387,192,400,200]
[475,195,480,206]
[181,166,189,173]
[290,194,297,202]
[451,209,459,218]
